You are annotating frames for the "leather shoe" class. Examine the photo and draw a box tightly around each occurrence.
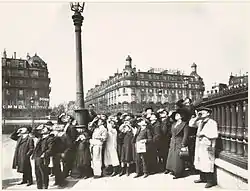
[205,182,216,188]
[18,181,27,185]
[194,179,206,183]
[164,170,170,174]
[83,176,90,179]
[26,182,33,186]
[173,175,183,179]
[134,174,142,178]
[93,175,102,179]
[143,173,149,178]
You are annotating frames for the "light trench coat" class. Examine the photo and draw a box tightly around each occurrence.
[90,125,108,176]
[104,124,120,167]
[189,117,218,173]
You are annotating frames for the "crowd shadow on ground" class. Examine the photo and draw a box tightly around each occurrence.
[2,177,79,190]
[2,178,22,189]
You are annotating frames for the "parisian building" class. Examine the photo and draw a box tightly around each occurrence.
[85,55,205,114]
[2,50,51,121]
[205,72,248,95]
[228,73,248,89]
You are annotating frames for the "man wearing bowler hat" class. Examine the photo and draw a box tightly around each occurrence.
[189,106,218,188]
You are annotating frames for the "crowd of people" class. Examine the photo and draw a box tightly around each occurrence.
[10,97,219,189]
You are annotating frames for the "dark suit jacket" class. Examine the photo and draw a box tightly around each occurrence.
[133,126,153,144]
[32,135,55,160]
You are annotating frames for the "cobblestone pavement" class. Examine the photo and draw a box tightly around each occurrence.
[2,134,222,190]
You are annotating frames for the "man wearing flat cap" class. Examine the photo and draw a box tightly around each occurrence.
[189,106,218,188]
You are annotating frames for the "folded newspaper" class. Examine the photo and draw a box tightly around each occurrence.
[136,141,146,153]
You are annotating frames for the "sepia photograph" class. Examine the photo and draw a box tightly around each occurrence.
[1,1,249,190]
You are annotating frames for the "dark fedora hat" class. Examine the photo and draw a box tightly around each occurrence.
[196,106,212,113]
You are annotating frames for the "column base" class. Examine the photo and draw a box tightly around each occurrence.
[74,108,89,128]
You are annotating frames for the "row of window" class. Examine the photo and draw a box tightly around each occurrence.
[3,78,49,87]
[88,80,203,96]
[3,99,48,107]
[2,59,27,68]
[2,59,46,69]
[3,69,48,78]
[89,88,203,99]
[4,89,48,98]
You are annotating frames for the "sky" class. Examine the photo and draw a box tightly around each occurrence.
[0,1,249,106]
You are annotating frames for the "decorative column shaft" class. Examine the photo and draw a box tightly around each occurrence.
[230,103,237,154]
[213,107,217,122]
[221,105,226,151]
[225,105,231,152]
[236,102,244,156]
[243,101,248,158]
[72,7,89,128]
[217,106,221,137]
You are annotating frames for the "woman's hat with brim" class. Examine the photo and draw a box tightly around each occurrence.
[170,108,190,122]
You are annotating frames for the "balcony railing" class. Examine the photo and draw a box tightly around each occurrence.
[195,85,248,169]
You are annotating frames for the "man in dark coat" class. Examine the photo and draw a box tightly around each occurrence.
[61,121,78,178]
[148,113,162,173]
[11,126,34,186]
[182,98,197,173]
[133,118,153,178]
[157,109,172,173]
[32,126,54,189]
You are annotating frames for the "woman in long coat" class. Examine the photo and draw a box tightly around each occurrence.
[104,116,120,176]
[166,108,189,179]
[119,116,135,176]
[72,129,92,179]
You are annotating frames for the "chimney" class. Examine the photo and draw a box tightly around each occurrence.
[14,52,16,59]
[3,49,7,58]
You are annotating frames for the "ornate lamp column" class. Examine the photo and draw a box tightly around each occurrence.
[70,2,89,128]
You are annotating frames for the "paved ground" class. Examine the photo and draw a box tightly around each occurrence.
[2,134,222,190]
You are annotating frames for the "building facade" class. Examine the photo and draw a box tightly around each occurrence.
[85,55,205,114]
[2,50,51,131]
[228,73,248,89]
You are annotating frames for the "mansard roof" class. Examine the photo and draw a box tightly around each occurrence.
[28,53,47,68]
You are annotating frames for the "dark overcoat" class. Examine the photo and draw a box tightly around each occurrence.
[74,131,92,168]
[166,121,189,176]
[120,131,134,163]
[11,132,34,173]
[159,118,172,157]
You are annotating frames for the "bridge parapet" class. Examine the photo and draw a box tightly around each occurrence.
[194,85,248,188]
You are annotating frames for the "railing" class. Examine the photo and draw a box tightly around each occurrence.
[195,85,248,169]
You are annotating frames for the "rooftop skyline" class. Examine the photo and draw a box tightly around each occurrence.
[0,2,249,106]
